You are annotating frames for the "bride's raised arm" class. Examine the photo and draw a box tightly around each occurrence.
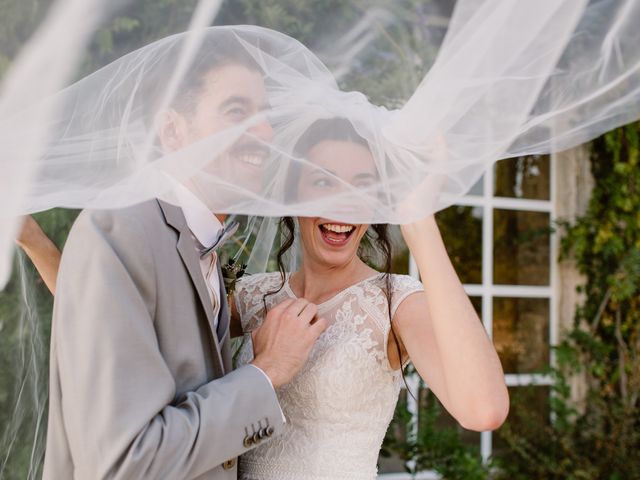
[15,216,61,295]
[392,214,509,432]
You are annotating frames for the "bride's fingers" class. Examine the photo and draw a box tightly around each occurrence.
[397,173,448,221]
[394,130,449,220]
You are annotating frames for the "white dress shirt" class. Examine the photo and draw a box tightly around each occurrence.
[174,184,223,328]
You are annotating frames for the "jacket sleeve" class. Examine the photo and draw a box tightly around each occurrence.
[52,209,284,480]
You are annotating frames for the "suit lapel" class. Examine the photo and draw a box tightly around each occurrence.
[157,200,225,377]
[215,262,232,372]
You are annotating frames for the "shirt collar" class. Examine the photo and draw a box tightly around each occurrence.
[173,183,223,248]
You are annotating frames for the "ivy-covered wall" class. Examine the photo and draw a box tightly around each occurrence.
[495,122,640,480]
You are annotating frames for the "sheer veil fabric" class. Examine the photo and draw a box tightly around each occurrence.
[1,0,640,285]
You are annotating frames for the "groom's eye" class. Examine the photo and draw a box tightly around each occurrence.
[225,106,248,120]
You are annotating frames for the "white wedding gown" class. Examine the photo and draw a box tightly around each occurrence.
[234,272,424,480]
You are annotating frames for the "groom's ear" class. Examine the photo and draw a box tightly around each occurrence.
[155,109,189,152]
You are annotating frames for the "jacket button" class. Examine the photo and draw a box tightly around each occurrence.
[265,426,275,437]
[252,431,261,444]
[222,458,236,470]
[243,436,253,448]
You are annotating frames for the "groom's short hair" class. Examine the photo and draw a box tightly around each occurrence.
[141,32,264,124]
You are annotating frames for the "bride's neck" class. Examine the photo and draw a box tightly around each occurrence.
[291,256,375,304]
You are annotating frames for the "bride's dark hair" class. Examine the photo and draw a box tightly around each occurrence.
[263,118,409,384]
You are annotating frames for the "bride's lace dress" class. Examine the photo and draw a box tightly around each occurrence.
[234,272,424,480]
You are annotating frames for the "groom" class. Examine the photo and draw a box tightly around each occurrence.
[43,39,326,479]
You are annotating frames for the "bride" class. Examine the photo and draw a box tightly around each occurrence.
[19,117,508,480]
[232,117,508,479]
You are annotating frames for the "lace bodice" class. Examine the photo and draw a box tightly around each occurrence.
[234,272,424,480]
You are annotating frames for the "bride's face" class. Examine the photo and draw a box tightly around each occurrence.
[296,140,377,268]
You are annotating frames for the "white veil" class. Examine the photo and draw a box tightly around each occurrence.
[0,0,639,283]
[2,1,640,476]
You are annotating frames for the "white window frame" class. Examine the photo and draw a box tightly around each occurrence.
[378,153,558,479]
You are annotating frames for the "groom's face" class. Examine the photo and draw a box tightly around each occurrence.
[160,62,273,203]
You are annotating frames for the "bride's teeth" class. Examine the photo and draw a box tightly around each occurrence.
[323,224,354,233]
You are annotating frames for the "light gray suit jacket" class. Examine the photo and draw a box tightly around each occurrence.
[43,200,284,480]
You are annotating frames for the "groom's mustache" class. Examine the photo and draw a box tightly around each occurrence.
[229,140,270,159]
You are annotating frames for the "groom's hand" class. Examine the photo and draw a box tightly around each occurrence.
[251,298,327,388]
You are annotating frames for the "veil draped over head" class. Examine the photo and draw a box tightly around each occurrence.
[1,0,640,285]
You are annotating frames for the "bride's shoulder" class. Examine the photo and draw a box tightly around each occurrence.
[234,272,288,325]
[236,271,286,295]
[389,274,424,293]
[365,273,423,308]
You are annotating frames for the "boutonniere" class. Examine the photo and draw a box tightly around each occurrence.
[221,258,246,295]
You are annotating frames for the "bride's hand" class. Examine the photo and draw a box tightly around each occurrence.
[395,130,448,223]
[400,214,442,258]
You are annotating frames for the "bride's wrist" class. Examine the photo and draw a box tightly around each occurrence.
[401,215,438,245]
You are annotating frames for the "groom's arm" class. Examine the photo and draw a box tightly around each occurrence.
[51,207,284,480]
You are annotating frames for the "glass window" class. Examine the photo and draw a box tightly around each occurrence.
[436,206,483,284]
[493,297,550,373]
[494,155,550,200]
[493,209,550,286]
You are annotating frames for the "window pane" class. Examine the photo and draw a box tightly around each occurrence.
[436,206,483,284]
[494,155,550,200]
[470,296,482,319]
[493,386,551,455]
[493,209,550,286]
[493,297,549,373]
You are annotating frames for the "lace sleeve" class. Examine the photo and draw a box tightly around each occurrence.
[390,274,425,319]
[234,272,283,333]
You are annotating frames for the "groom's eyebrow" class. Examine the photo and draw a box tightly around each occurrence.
[218,96,251,110]
[218,96,270,111]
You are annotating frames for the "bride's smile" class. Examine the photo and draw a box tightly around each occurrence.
[298,216,368,268]
[318,221,356,246]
